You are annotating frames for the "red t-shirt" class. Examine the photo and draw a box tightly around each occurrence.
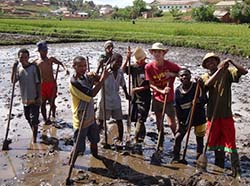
[145,60,181,103]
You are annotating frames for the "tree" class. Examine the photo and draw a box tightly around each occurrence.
[231,1,250,23]
[169,7,183,20]
[132,0,147,18]
[111,7,133,20]
[192,5,217,22]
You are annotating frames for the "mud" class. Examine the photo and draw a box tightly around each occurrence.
[0,42,250,185]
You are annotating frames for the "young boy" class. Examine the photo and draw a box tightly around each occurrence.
[172,69,207,163]
[69,56,109,158]
[11,48,41,143]
[35,41,69,125]
[122,47,151,143]
[96,40,114,75]
[145,42,181,147]
[97,53,130,143]
[201,52,248,177]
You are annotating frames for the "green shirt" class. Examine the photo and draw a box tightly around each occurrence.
[202,67,241,120]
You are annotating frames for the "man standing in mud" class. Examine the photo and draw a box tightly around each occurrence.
[11,48,41,143]
[96,40,114,75]
[122,47,151,143]
[69,56,109,158]
[172,69,207,163]
[35,41,69,125]
[201,52,248,178]
[145,42,181,149]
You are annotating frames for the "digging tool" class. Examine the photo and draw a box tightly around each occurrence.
[86,56,90,72]
[179,82,200,164]
[2,61,18,151]
[151,82,170,164]
[48,64,60,122]
[156,81,170,151]
[127,46,132,142]
[66,103,88,185]
[101,57,113,149]
[197,70,227,171]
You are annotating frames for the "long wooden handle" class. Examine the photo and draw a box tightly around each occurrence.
[3,77,16,142]
[48,64,60,120]
[127,46,132,138]
[182,82,200,159]
[156,81,170,151]
[203,70,227,153]
[66,103,89,182]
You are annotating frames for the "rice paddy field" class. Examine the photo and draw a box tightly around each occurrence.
[0,18,250,57]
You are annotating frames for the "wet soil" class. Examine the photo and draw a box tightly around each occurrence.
[0,41,250,185]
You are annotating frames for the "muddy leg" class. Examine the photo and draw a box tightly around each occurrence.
[41,99,48,123]
[215,150,225,168]
[231,152,241,178]
[196,136,204,159]
[117,120,124,141]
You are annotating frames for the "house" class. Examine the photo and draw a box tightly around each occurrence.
[150,0,203,12]
[76,12,88,18]
[99,5,113,15]
[215,1,242,10]
[1,7,15,13]
[213,10,231,22]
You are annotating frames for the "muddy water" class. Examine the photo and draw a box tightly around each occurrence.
[0,42,250,185]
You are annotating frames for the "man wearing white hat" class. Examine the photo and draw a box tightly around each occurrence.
[201,52,248,178]
[122,47,151,143]
[96,40,114,74]
[145,42,181,148]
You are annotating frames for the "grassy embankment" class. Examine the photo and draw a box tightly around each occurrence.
[0,18,249,57]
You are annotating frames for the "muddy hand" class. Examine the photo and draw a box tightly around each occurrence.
[163,86,171,95]
[219,59,229,70]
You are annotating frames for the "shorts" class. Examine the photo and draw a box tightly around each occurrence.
[206,117,237,153]
[41,81,57,100]
[97,107,123,120]
[73,122,100,153]
[24,104,40,127]
[152,99,175,117]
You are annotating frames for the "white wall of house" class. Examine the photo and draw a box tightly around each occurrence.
[152,0,202,12]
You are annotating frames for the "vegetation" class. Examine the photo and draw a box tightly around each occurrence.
[192,5,218,22]
[231,0,250,23]
[0,18,250,57]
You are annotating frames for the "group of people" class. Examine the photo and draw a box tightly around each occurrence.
[12,40,248,178]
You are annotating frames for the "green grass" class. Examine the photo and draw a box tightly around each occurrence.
[0,18,250,57]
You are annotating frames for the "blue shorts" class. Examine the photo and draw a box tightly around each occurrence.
[73,122,100,153]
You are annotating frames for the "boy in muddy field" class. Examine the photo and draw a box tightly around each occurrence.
[121,47,151,143]
[200,52,248,177]
[172,69,207,163]
[35,41,69,125]
[97,53,130,144]
[11,48,41,143]
[69,56,109,158]
[96,40,114,75]
[145,42,181,149]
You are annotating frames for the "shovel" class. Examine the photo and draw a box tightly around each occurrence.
[66,103,89,185]
[101,57,113,149]
[126,46,132,142]
[179,82,200,164]
[2,62,18,151]
[151,82,170,164]
[197,70,227,171]
[48,64,60,122]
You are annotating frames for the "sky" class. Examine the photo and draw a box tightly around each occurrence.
[92,0,153,8]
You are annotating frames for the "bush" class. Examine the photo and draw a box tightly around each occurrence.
[231,2,250,23]
[192,5,217,22]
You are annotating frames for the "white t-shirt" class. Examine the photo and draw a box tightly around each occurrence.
[97,69,125,110]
